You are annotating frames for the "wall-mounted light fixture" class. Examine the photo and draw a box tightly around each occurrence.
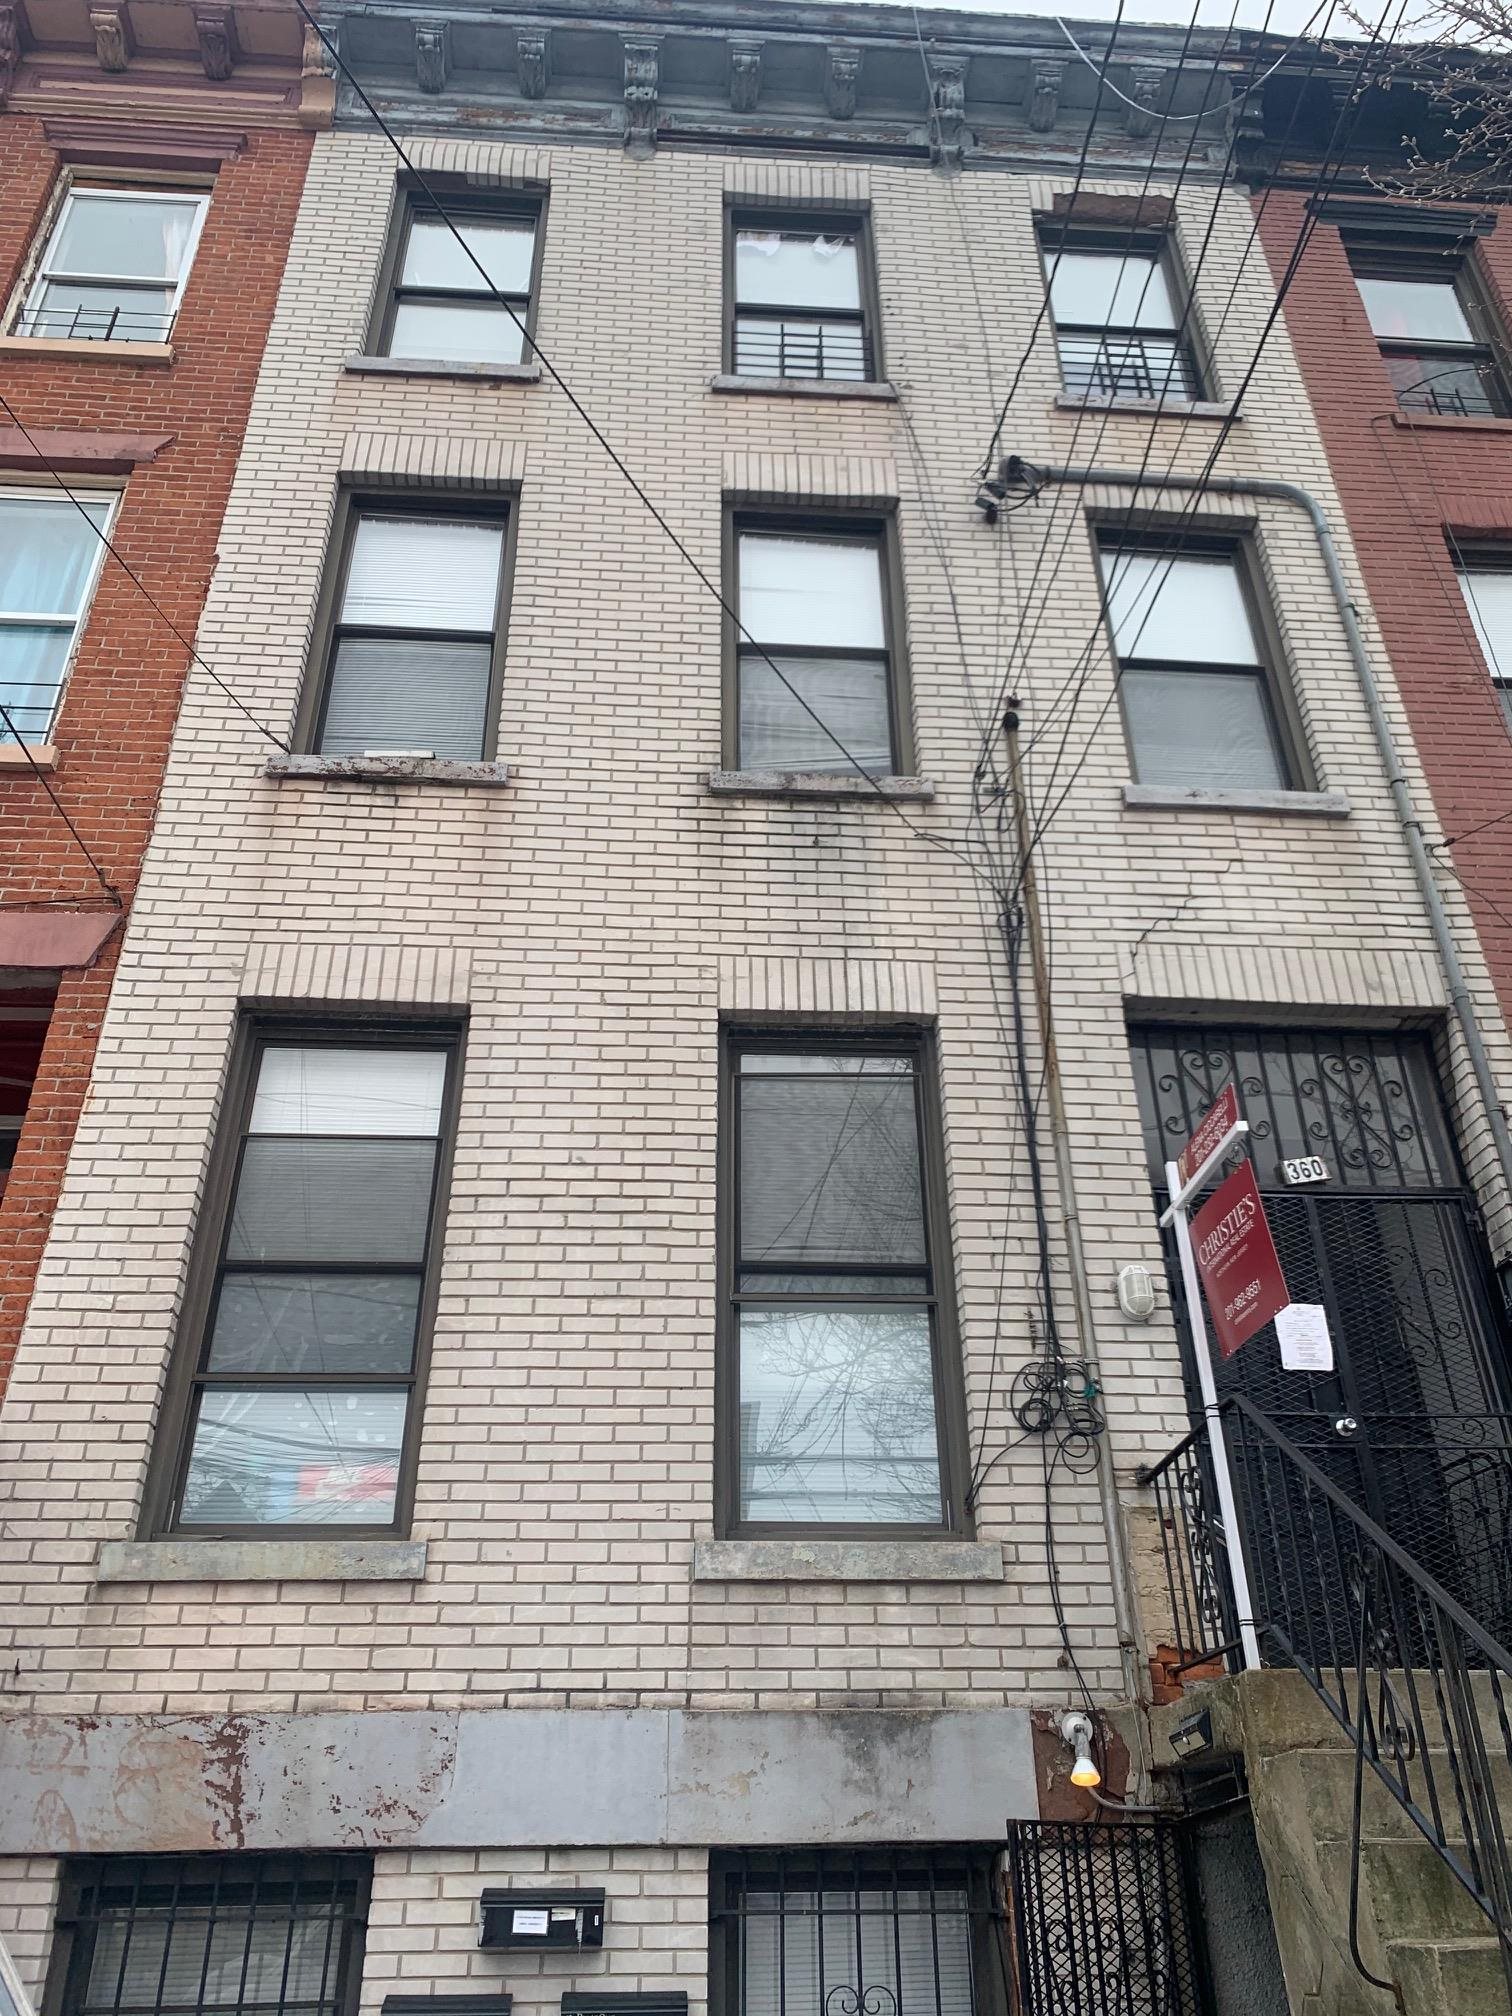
[1116,1264,1157,1322]
[1059,1710,1101,1789]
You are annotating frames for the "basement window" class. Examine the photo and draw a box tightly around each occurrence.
[15,184,207,344]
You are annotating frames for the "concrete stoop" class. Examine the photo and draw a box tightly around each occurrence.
[1150,1671,1512,2015]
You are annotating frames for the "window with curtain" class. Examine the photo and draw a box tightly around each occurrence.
[1100,544,1295,792]
[711,1852,1003,2016]
[377,196,540,366]
[311,506,508,762]
[1042,233,1203,403]
[0,489,116,745]
[730,215,873,381]
[17,184,208,343]
[724,1037,960,1532]
[1455,557,1512,731]
[159,1031,457,1534]
[1349,253,1509,417]
[734,525,898,776]
[49,1856,368,2016]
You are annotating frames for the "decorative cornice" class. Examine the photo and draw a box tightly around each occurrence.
[192,4,236,79]
[729,35,761,113]
[824,42,859,119]
[1125,63,1164,138]
[88,0,132,70]
[414,18,447,92]
[1027,57,1061,132]
[926,50,968,170]
[0,1,21,108]
[515,25,548,97]
[42,114,248,168]
[621,33,657,155]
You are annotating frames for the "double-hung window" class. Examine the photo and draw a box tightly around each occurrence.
[152,1028,459,1535]
[730,213,874,382]
[376,195,541,366]
[1043,232,1202,403]
[0,489,115,745]
[307,502,510,762]
[732,521,904,776]
[17,184,207,343]
[1454,554,1512,731]
[1100,542,1297,792]
[1350,253,1509,417]
[47,1856,369,2016]
[721,1034,964,1534]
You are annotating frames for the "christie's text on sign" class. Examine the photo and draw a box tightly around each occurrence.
[1189,1159,1290,1359]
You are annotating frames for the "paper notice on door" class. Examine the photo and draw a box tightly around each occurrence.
[511,1910,550,1937]
[1276,1302,1334,1372]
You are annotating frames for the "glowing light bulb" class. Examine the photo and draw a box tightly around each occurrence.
[1070,1751,1102,1790]
[1060,1711,1101,1790]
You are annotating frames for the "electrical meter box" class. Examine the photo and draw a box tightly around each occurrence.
[478,1889,606,1951]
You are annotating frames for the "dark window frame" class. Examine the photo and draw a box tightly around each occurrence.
[1094,527,1312,794]
[294,487,518,762]
[367,181,548,365]
[708,1847,1010,2016]
[723,202,882,384]
[1346,241,1512,418]
[715,1025,971,1541]
[139,1013,466,1541]
[1038,223,1208,404]
[721,505,914,777]
[42,1854,371,2016]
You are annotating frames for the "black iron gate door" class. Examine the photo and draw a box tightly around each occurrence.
[1130,1026,1512,1641]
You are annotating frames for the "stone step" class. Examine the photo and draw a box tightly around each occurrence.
[1265,1734,1511,1848]
[1356,1838,1499,1943]
[1385,1935,1512,2016]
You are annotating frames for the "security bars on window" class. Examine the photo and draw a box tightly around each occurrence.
[1045,241,1201,405]
[0,489,116,744]
[17,185,208,343]
[52,1856,367,2016]
[168,1037,455,1533]
[732,224,872,382]
[380,200,539,366]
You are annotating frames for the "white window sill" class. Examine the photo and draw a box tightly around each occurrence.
[266,754,512,788]
[0,743,57,773]
[710,373,898,402]
[1054,392,1233,421]
[97,1539,428,1583]
[693,1539,1004,1583]
[1123,783,1351,818]
[0,335,175,364]
[344,354,542,384]
[707,769,935,802]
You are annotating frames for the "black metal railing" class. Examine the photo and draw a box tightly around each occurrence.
[14,303,176,343]
[733,315,871,382]
[1056,331,1201,405]
[1141,1396,1512,1991]
[1382,348,1505,418]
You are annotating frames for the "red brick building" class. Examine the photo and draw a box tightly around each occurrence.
[1249,70,1512,1059]
[0,0,320,1395]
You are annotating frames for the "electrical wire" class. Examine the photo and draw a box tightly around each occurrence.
[1053,2,1336,122]
[0,693,120,905]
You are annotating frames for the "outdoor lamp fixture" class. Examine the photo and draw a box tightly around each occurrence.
[1060,1711,1101,1789]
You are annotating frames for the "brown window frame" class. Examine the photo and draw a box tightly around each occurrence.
[722,506,915,777]
[367,181,548,365]
[1095,529,1312,794]
[42,1854,371,2016]
[1038,222,1208,405]
[724,203,882,383]
[293,488,517,762]
[715,1025,971,1541]
[1346,241,1512,418]
[140,1014,465,1541]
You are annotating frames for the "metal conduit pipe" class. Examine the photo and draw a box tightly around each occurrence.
[1004,452,1512,1218]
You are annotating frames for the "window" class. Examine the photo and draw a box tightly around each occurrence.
[710,1851,1006,2016]
[729,212,875,382]
[306,501,510,762]
[375,193,541,366]
[150,1027,459,1535]
[1043,232,1202,403]
[0,489,115,745]
[1350,253,1508,417]
[16,184,207,343]
[0,984,56,1207]
[720,1034,964,1534]
[47,1856,368,2016]
[1454,555,1512,731]
[731,520,905,777]
[1100,542,1296,792]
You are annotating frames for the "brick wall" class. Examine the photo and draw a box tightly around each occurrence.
[0,118,312,1394]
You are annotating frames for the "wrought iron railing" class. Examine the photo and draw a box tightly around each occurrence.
[1141,1396,1512,1992]
[14,302,176,343]
[1055,331,1201,405]
[733,315,871,382]
[1382,348,1505,418]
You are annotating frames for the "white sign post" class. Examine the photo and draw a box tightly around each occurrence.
[1160,1114,1263,1673]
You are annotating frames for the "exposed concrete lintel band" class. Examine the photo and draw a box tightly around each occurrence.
[96,1539,429,1583]
[692,1540,1005,1582]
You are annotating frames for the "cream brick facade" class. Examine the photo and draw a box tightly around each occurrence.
[3,8,1511,2009]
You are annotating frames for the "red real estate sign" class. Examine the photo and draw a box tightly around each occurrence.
[1177,1082,1240,1188]
[1190,1159,1290,1360]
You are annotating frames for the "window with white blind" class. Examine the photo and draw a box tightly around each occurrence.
[0,489,115,745]
[710,1853,1006,2016]
[306,503,510,762]
[48,1856,369,2016]
[729,213,876,382]
[731,520,907,777]
[375,193,542,367]
[720,1034,965,1535]
[149,1027,459,1536]
[16,184,208,343]
[1099,542,1300,792]
[1454,558,1512,732]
